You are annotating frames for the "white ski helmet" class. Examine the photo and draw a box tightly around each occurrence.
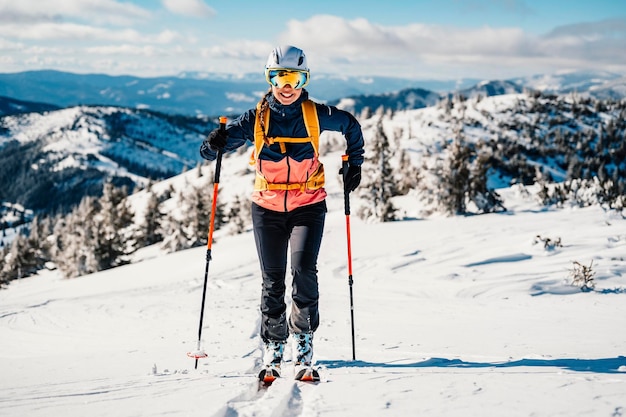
[265,45,309,72]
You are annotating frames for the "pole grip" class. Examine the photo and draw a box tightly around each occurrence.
[341,154,351,215]
[213,116,227,184]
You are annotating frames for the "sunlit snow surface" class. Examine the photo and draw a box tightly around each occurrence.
[1,184,625,416]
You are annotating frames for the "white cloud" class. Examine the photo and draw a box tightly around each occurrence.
[278,15,626,78]
[0,38,24,50]
[200,40,272,60]
[0,0,151,26]
[86,44,159,57]
[0,22,144,43]
[1,6,624,80]
[161,0,215,18]
[0,21,186,47]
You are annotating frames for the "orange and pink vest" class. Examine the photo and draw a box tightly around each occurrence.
[250,99,327,212]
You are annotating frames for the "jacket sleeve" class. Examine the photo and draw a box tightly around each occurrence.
[199,109,256,161]
[316,104,365,166]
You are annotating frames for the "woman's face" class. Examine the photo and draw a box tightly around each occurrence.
[271,84,302,106]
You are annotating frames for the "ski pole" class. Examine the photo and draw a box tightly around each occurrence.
[189,116,227,369]
[341,154,357,361]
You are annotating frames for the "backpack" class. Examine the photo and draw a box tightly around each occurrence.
[250,99,325,191]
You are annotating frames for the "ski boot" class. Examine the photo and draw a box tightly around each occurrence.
[258,340,285,385]
[292,332,320,382]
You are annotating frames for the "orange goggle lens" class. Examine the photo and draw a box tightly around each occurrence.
[266,69,309,89]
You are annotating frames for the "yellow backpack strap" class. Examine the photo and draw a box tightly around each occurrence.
[301,100,319,156]
[251,100,271,165]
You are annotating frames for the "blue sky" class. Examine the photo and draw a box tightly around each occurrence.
[0,0,625,80]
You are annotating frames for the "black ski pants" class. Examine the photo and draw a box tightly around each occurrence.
[251,200,326,343]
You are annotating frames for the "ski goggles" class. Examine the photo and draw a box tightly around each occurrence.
[265,69,309,89]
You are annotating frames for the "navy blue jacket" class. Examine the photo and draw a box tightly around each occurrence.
[199,90,364,166]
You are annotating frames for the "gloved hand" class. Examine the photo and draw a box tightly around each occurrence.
[340,164,361,193]
[206,128,228,151]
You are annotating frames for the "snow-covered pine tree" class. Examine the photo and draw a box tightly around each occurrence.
[0,214,57,283]
[391,127,419,196]
[51,182,135,279]
[357,117,398,222]
[141,190,164,246]
[160,187,189,253]
[0,232,37,282]
[442,129,472,215]
[160,211,190,253]
[225,194,251,235]
[56,196,99,278]
[94,182,135,271]
[183,182,213,248]
[419,101,505,216]
[159,178,225,252]
[468,148,505,213]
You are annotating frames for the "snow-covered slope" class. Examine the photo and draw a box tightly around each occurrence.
[2,105,211,175]
[1,148,626,416]
[0,105,218,212]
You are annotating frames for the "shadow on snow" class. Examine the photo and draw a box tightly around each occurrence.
[317,356,626,374]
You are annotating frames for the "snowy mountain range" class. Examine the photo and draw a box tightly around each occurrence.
[0,69,624,117]
[511,70,626,99]
[0,68,624,229]
[329,81,526,115]
[1,88,623,224]
[0,70,476,117]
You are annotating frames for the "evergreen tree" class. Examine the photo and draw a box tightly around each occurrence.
[0,215,54,284]
[26,215,53,272]
[183,183,213,248]
[56,196,99,278]
[393,133,419,196]
[52,182,135,278]
[420,127,503,215]
[94,182,135,271]
[468,150,505,213]
[160,216,189,253]
[160,189,192,254]
[441,130,472,215]
[160,187,195,253]
[226,194,251,235]
[141,190,164,246]
[1,232,39,282]
[357,118,398,222]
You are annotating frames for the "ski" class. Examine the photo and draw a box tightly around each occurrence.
[258,366,281,388]
[258,365,322,389]
[294,366,321,382]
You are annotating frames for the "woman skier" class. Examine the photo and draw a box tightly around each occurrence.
[200,45,364,382]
